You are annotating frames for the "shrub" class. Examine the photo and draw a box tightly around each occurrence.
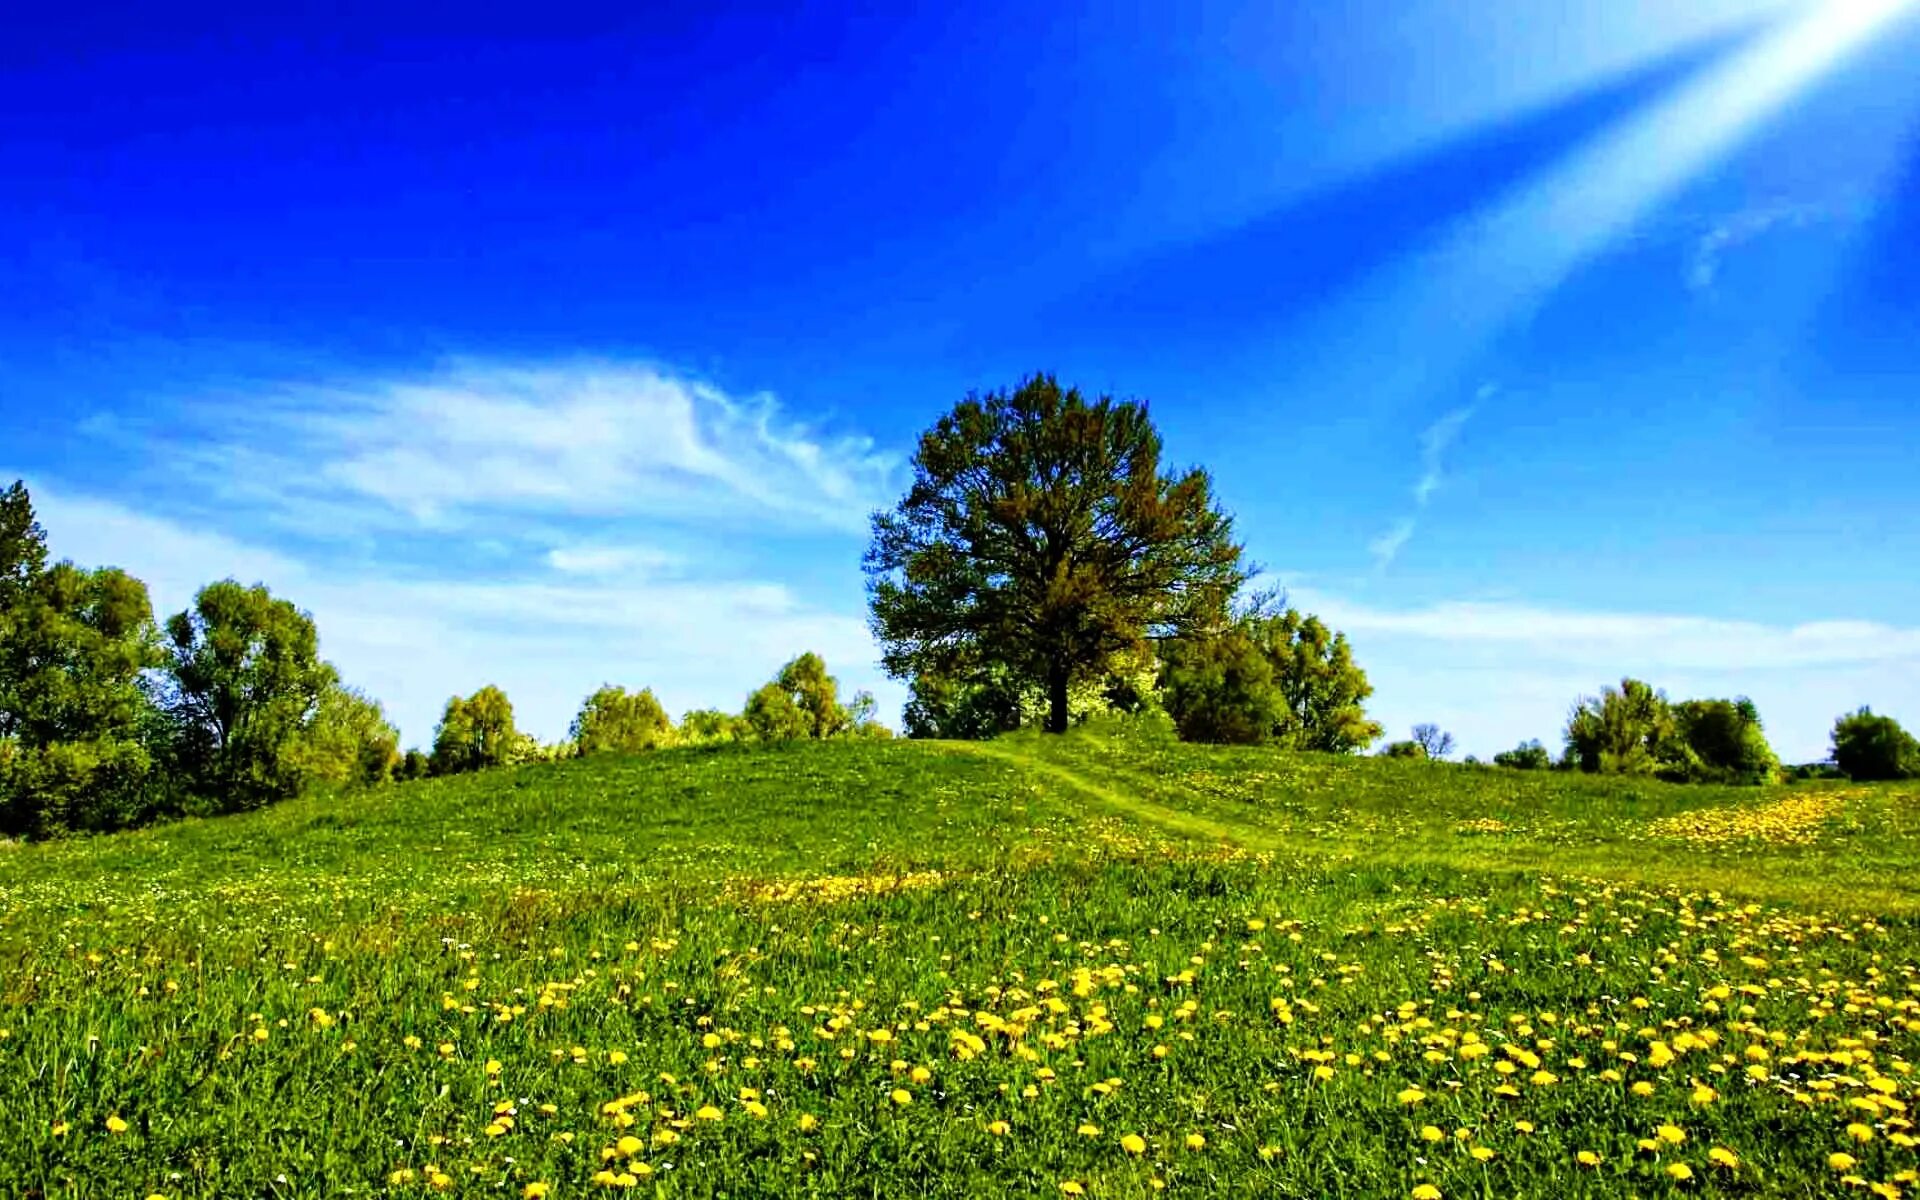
[1831,708,1920,781]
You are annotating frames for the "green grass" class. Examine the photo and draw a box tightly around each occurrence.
[1,727,1916,1198]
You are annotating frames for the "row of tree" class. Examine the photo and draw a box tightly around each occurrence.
[0,479,892,837]
[0,482,402,836]
[417,652,888,779]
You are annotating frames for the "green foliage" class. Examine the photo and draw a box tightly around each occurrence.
[1493,739,1553,771]
[429,685,518,776]
[868,373,1246,734]
[1565,678,1683,777]
[570,685,675,756]
[742,681,813,743]
[1159,607,1381,751]
[1671,697,1779,784]
[679,708,743,746]
[1378,739,1427,759]
[1831,706,1920,781]
[161,580,336,811]
[1567,682,1781,785]
[292,685,401,789]
[0,480,48,614]
[395,748,431,781]
[0,561,166,835]
[744,653,889,743]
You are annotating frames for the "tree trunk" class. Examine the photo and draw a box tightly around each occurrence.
[1046,659,1070,735]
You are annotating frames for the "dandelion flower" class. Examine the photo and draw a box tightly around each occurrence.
[1577,1150,1601,1167]
[1059,1182,1085,1196]
[1830,1153,1857,1171]
[1708,1147,1738,1170]
[105,1115,129,1135]
[1398,1087,1426,1106]
[1412,1186,1442,1200]
[1420,1125,1444,1143]
[695,1105,723,1121]
[1666,1163,1693,1182]
[1185,1132,1206,1151]
[1121,1133,1147,1155]
[987,1120,1011,1137]
[1657,1124,1686,1146]
[524,1186,551,1200]
[890,1089,913,1108]
[1847,1123,1875,1143]
[797,1113,819,1132]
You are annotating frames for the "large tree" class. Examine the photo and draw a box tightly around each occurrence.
[161,580,337,810]
[1831,707,1920,782]
[867,374,1245,734]
[0,561,165,834]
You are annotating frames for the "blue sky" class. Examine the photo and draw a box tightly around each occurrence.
[4,0,1918,761]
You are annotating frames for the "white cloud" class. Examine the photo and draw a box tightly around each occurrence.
[1371,398,1479,571]
[545,545,682,576]
[157,359,898,537]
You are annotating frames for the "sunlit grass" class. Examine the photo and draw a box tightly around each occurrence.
[1,729,1915,1197]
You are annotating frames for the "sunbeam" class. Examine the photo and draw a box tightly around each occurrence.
[1275,0,1920,417]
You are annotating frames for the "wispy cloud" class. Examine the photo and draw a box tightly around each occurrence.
[1685,198,1860,292]
[140,359,898,539]
[1370,391,1483,571]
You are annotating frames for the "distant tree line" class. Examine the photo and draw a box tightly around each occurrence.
[416,651,891,780]
[0,480,889,837]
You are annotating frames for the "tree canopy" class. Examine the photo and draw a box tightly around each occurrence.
[1159,606,1381,751]
[867,374,1245,734]
[161,580,337,810]
[430,685,518,776]
[572,685,675,756]
[1831,707,1920,781]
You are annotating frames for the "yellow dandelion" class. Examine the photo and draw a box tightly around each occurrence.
[1830,1153,1857,1171]
[1397,1087,1427,1106]
[1666,1163,1693,1182]
[987,1120,1011,1137]
[1412,1186,1442,1200]
[1657,1124,1686,1146]
[1420,1125,1444,1143]
[1059,1182,1085,1196]
[1708,1147,1738,1170]
[1185,1132,1206,1151]
[695,1105,723,1121]
[1121,1133,1147,1155]
[105,1115,129,1135]
[1577,1150,1601,1167]
[798,1113,819,1132]
[890,1089,912,1108]
[1847,1123,1875,1143]
[524,1186,551,1200]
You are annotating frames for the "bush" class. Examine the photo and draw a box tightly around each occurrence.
[1831,708,1920,781]
[430,686,518,776]
[571,686,675,756]
[1378,740,1427,760]
[1493,740,1553,771]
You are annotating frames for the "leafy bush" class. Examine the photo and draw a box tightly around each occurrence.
[1493,740,1553,771]
[1831,707,1920,781]
[571,685,675,756]
[1160,608,1381,751]
[430,686,518,776]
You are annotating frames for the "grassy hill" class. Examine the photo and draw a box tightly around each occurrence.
[1,728,1916,1197]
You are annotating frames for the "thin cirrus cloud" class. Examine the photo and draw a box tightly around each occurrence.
[161,359,899,538]
[1369,396,1481,572]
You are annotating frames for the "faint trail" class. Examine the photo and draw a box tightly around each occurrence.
[940,739,1284,852]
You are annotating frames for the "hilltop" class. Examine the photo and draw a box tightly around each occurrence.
[1,729,1916,1197]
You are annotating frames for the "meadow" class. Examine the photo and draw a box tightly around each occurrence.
[1,726,1917,1198]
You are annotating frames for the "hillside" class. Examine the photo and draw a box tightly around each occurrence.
[2,730,1917,1197]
